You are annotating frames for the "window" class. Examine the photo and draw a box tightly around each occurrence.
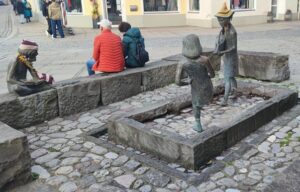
[230,0,255,10]
[144,0,178,12]
[64,0,82,13]
[189,0,199,11]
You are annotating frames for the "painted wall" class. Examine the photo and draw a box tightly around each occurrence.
[28,0,297,28]
[277,0,299,20]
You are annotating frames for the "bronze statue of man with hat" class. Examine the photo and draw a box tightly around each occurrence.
[214,2,238,106]
[7,40,53,96]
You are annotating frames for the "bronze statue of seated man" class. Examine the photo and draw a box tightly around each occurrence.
[6,40,53,96]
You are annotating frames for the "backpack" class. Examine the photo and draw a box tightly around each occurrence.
[134,38,149,66]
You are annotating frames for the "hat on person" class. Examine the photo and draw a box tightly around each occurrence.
[97,19,112,28]
[215,2,234,18]
[19,40,38,50]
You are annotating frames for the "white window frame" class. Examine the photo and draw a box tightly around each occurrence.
[65,0,84,15]
[142,0,180,14]
[188,0,200,13]
[226,0,256,12]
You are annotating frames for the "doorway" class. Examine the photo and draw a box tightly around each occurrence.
[106,0,122,25]
[271,0,277,19]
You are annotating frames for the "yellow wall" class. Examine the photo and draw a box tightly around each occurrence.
[125,0,143,15]
[125,0,186,15]
[83,0,103,16]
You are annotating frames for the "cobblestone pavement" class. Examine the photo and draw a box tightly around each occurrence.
[7,81,300,192]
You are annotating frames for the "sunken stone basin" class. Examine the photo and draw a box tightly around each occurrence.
[108,81,298,170]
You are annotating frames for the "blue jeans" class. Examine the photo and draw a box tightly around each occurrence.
[86,58,95,76]
[51,19,64,38]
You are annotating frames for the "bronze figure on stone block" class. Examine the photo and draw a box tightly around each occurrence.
[176,34,215,132]
[214,2,238,106]
[7,40,53,96]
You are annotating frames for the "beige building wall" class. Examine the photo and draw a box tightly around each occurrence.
[28,0,298,28]
[127,0,186,27]
[187,0,271,28]
[277,0,299,20]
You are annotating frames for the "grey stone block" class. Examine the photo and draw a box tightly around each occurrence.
[142,60,178,91]
[0,122,31,190]
[0,89,58,129]
[55,78,101,116]
[162,50,221,72]
[101,72,142,105]
[238,51,290,82]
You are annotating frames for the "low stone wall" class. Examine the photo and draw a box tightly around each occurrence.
[238,51,290,82]
[0,122,31,190]
[0,51,290,129]
[108,82,298,170]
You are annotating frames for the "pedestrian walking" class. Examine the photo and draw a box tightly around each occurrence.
[48,0,65,38]
[11,0,18,15]
[23,0,32,23]
[42,0,52,36]
[16,0,25,24]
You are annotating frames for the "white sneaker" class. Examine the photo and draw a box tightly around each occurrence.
[45,30,49,37]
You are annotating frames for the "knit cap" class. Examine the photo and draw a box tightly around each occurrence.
[19,40,38,50]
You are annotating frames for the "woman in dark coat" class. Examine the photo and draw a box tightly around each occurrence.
[118,22,147,68]
[23,0,32,23]
[16,0,25,24]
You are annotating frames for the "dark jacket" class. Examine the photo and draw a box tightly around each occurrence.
[123,27,145,68]
[16,1,25,14]
[42,1,51,17]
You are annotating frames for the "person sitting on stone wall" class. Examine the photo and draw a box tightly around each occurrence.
[86,19,125,75]
[118,22,147,68]
[7,40,54,96]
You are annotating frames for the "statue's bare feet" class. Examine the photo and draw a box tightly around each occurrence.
[229,89,237,99]
[229,94,237,99]
[221,100,228,106]
[193,121,203,132]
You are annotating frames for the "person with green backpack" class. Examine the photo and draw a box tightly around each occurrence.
[118,22,149,68]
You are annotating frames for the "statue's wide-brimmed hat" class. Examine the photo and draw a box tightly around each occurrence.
[215,2,234,18]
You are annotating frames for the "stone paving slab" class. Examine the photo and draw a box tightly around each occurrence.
[263,159,300,192]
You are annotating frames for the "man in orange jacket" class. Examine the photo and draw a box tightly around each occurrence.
[86,19,125,75]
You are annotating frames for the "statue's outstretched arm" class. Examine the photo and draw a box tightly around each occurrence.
[205,57,215,78]
[175,63,184,86]
[220,32,237,54]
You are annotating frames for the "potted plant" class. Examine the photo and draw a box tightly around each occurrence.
[91,0,100,28]
[284,9,292,21]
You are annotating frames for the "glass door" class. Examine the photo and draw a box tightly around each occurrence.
[107,0,122,24]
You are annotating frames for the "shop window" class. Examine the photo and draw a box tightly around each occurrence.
[230,0,255,10]
[189,0,199,11]
[144,0,178,12]
[64,0,82,13]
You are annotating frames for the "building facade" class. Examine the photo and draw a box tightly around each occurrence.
[28,0,300,28]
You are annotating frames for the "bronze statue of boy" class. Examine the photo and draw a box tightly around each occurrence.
[7,40,53,96]
[176,34,215,132]
[214,2,238,106]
